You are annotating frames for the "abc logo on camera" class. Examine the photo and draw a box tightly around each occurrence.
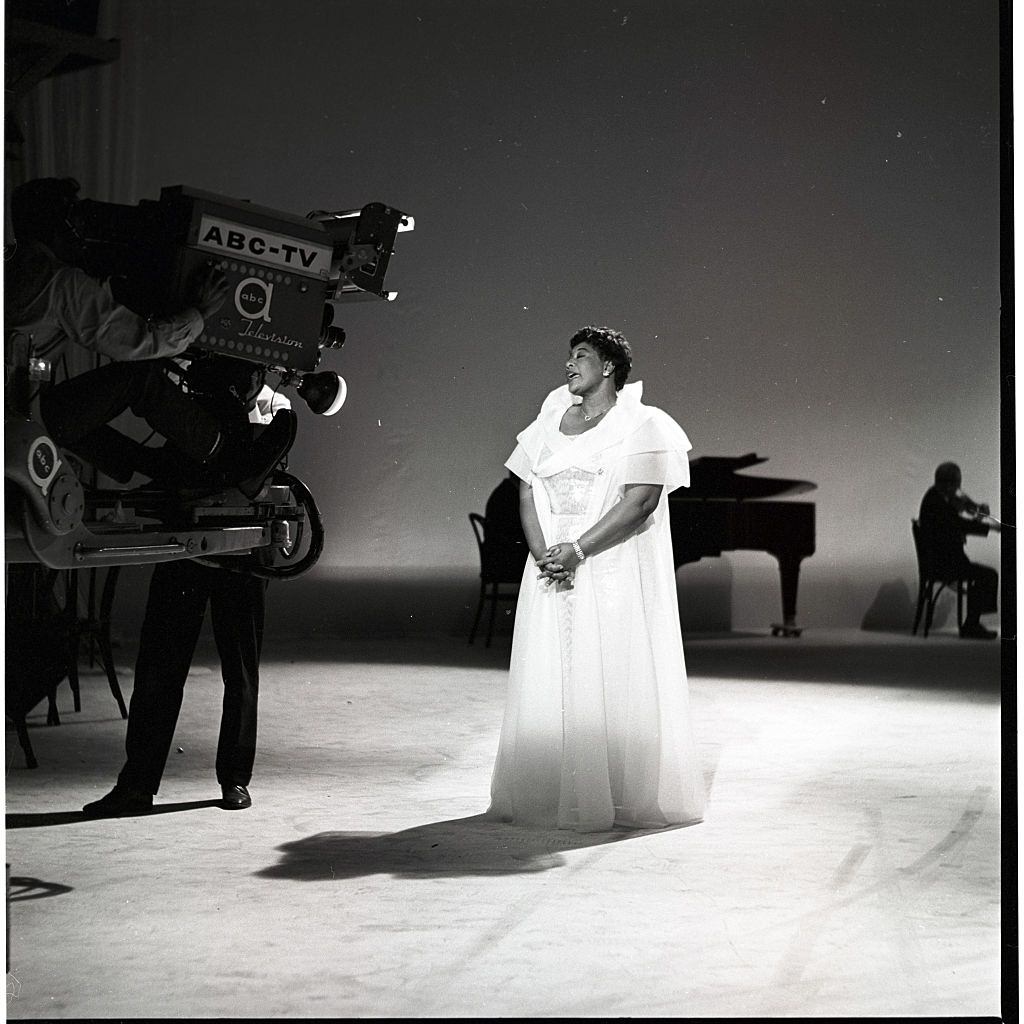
[235,277,274,322]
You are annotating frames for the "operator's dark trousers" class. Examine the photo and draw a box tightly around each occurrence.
[118,558,267,795]
[40,359,221,468]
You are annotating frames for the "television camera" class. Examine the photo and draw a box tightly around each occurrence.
[5,185,414,579]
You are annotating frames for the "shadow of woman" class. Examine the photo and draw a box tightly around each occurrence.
[255,813,683,881]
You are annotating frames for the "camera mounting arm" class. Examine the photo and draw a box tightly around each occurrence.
[311,203,414,303]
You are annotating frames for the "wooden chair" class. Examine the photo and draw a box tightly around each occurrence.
[911,518,965,637]
[4,351,127,767]
[468,513,524,647]
[4,564,127,768]
[69,566,128,719]
[5,566,77,768]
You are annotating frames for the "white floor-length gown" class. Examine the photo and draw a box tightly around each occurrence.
[487,381,706,833]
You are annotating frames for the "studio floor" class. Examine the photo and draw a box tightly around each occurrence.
[4,627,1006,1019]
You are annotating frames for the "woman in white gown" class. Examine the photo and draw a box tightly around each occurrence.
[487,326,706,833]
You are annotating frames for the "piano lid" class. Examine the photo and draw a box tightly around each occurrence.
[681,453,817,500]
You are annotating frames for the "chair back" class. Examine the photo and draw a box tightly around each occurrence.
[469,512,487,564]
[911,518,926,575]
[469,512,525,584]
[911,517,945,581]
[912,517,961,584]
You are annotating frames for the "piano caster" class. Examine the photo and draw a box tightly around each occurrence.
[771,623,803,638]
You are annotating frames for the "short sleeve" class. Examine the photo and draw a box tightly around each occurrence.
[504,443,533,482]
[620,407,691,492]
[503,386,569,482]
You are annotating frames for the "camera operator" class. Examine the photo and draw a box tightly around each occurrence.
[5,177,292,495]
[83,385,290,817]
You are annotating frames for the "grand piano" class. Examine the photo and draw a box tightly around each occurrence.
[669,454,816,636]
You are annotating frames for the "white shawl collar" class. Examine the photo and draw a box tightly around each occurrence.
[530,381,647,478]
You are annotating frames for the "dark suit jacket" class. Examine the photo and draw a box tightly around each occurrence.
[918,485,989,577]
[484,476,528,571]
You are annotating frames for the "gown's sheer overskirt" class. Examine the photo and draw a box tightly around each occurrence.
[487,382,706,833]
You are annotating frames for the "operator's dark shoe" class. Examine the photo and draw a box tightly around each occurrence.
[211,410,298,499]
[959,622,997,639]
[221,784,252,810]
[82,785,153,817]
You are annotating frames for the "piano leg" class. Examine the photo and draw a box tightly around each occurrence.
[770,554,805,637]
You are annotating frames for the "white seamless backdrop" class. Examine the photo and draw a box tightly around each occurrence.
[12,0,1003,632]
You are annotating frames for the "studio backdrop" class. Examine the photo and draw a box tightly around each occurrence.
[12,0,1003,637]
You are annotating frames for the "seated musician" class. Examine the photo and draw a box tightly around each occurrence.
[484,469,529,569]
[918,462,998,639]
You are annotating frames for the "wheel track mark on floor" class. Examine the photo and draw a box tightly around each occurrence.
[827,842,872,891]
[471,842,613,955]
[768,842,872,993]
[414,843,617,1013]
[766,784,995,1002]
[896,785,991,876]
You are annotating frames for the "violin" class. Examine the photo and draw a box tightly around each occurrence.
[952,492,1003,532]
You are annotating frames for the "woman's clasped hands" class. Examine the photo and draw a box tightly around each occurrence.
[535,542,582,586]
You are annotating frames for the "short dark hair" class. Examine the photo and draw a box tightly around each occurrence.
[568,325,632,390]
[935,462,961,486]
[10,177,80,246]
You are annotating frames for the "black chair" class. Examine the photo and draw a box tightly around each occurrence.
[68,566,128,719]
[911,518,965,637]
[468,512,524,647]
[5,566,77,768]
[4,564,127,768]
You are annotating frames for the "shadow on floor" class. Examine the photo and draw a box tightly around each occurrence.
[683,636,1003,692]
[7,876,74,901]
[255,813,690,880]
[6,799,223,829]
[115,633,518,673]
[194,631,1003,693]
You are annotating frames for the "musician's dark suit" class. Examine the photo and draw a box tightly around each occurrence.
[918,485,997,635]
[484,470,528,567]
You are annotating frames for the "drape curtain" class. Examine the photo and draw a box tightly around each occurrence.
[14,0,139,200]
[10,0,140,379]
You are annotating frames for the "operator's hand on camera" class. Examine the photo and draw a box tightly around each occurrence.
[192,265,230,323]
